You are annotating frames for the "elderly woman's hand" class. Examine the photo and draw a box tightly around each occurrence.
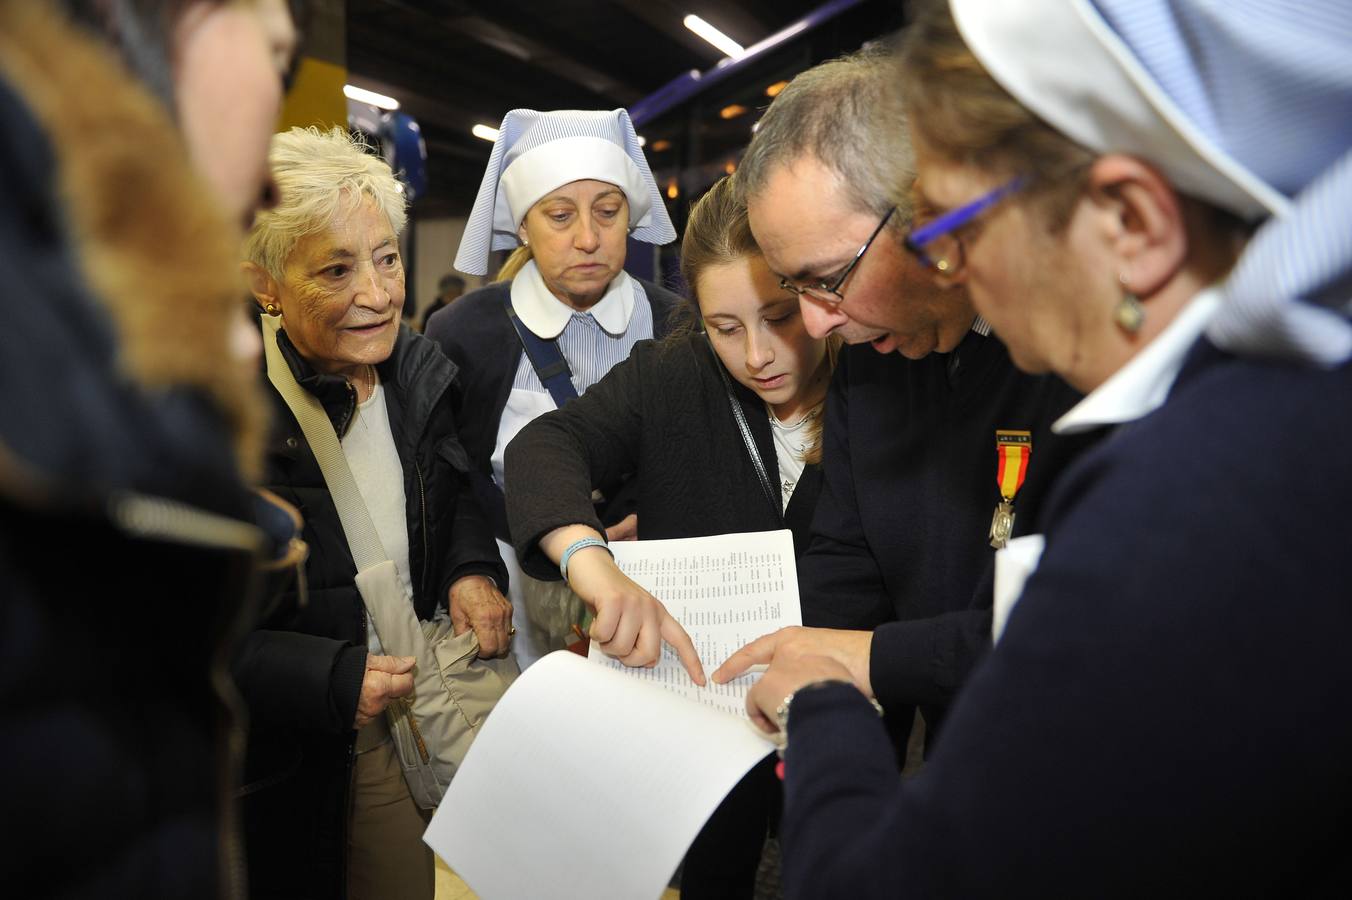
[449,575,514,658]
[354,654,416,729]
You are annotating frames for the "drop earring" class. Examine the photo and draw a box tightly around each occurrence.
[1114,274,1144,334]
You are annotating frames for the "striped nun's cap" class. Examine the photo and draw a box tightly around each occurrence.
[950,0,1352,364]
[454,108,676,275]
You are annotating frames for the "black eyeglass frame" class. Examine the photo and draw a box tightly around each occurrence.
[779,206,897,305]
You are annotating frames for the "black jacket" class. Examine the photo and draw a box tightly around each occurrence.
[800,334,1097,741]
[506,332,824,574]
[425,276,683,539]
[235,323,505,899]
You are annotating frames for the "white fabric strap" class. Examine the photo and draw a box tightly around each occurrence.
[261,314,392,576]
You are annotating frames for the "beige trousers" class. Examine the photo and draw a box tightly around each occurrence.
[348,720,435,900]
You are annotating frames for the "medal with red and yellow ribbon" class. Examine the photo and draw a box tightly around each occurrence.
[988,429,1031,549]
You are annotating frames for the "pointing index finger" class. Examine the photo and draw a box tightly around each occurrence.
[712,630,783,683]
[660,613,706,686]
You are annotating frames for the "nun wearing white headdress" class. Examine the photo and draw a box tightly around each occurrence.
[733,0,1352,895]
[425,108,700,676]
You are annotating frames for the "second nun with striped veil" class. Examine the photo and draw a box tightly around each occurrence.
[425,108,698,676]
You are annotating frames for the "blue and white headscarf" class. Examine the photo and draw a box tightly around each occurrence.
[950,0,1352,365]
[454,109,676,276]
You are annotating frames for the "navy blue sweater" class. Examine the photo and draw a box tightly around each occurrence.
[799,332,1092,729]
[781,340,1352,897]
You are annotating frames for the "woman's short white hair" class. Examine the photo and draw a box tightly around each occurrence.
[245,126,408,279]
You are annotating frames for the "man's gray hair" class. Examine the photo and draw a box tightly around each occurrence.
[245,126,408,279]
[737,45,916,225]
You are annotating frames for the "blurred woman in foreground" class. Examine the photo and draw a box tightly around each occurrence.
[0,1,298,896]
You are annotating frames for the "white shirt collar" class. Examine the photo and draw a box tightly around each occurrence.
[510,259,636,339]
[1053,287,1222,435]
[971,315,992,337]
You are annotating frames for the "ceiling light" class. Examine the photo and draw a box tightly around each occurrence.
[343,84,399,110]
[637,135,647,147]
[683,14,745,60]
[765,80,789,98]
[651,139,673,152]
[666,180,680,200]
[719,104,748,120]
[472,124,500,142]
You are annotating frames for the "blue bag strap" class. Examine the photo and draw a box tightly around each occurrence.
[502,293,579,408]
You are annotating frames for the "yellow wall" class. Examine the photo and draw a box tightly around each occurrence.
[277,56,347,131]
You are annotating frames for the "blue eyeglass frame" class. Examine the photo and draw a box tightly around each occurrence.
[903,176,1026,271]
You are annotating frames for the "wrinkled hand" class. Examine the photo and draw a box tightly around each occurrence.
[745,653,856,736]
[449,575,513,658]
[354,654,416,729]
[567,547,705,685]
[604,513,639,542]
[713,626,874,697]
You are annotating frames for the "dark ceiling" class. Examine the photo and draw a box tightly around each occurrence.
[346,0,840,216]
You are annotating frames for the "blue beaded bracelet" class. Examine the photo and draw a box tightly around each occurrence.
[559,536,612,585]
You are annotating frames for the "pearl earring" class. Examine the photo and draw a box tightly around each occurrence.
[1114,274,1144,334]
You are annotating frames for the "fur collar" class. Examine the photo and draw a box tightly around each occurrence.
[0,1,264,482]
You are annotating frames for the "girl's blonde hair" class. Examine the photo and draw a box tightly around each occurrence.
[682,175,839,465]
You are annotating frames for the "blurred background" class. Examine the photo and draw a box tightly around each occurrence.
[283,0,906,321]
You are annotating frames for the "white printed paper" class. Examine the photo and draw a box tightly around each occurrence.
[424,530,801,900]
[593,529,802,717]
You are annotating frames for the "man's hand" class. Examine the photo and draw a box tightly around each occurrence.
[449,575,514,658]
[713,626,874,697]
[354,654,416,729]
[745,653,857,736]
[566,545,706,685]
[604,513,639,542]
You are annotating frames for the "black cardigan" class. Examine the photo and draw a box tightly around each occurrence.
[800,334,1097,734]
[425,276,683,540]
[505,331,824,577]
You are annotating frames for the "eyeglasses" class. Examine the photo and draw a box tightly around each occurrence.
[903,176,1025,277]
[779,207,896,306]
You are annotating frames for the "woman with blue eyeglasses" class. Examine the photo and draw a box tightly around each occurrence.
[741,0,1352,896]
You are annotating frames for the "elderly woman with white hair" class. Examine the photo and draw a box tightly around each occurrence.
[426,108,703,680]
[740,0,1352,896]
[236,126,510,900]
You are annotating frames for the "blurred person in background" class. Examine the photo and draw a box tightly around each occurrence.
[418,271,465,331]
[0,0,299,896]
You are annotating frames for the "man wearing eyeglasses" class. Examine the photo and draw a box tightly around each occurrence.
[716,48,1096,755]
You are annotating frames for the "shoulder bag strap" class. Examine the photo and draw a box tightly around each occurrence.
[708,334,783,523]
[502,293,580,408]
[261,314,390,574]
